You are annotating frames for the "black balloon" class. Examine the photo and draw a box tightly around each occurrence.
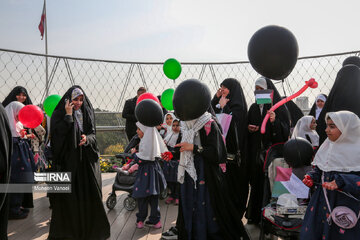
[135,99,163,127]
[283,137,313,168]
[248,25,299,80]
[342,56,360,68]
[173,79,211,121]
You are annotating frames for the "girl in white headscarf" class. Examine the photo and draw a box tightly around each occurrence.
[5,101,36,219]
[291,116,319,147]
[161,112,175,138]
[301,111,360,239]
[132,122,168,229]
[309,94,327,120]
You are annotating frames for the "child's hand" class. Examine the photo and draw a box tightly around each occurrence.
[79,134,87,146]
[161,152,173,161]
[303,175,313,187]
[175,142,194,152]
[20,129,27,139]
[130,148,137,154]
[322,180,338,191]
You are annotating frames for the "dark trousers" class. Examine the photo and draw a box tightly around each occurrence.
[168,182,180,199]
[136,195,160,223]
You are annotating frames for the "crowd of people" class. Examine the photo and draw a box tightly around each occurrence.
[0,56,359,240]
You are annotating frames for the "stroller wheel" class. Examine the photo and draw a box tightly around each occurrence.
[159,188,168,200]
[124,196,137,211]
[106,194,117,210]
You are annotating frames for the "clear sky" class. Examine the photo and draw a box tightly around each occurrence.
[0,0,359,62]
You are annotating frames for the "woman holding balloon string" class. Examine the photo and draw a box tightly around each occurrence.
[210,78,249,217]
[246,76,290,224]
[5,101,36,219]
[49,86,110,240]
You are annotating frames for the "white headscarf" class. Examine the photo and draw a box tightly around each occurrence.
[135,122,168,161]
[164,119,180,148]
[255,77,268,114]
[255,77,268,90]
[178,112,212,185]
[312,111,360,172]
[291,116,319,147]
[5,101,25,137]
[163,112,175,138]
[315,94,327,120]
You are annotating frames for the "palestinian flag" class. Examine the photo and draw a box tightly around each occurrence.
[255,89,273,105]
[272,167,309,199]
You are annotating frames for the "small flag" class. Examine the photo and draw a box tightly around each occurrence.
[272,166,309,199]
[255,89,273,105]
[38,1,46,40]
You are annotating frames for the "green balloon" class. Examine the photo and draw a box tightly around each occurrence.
[43,94,61,117]
[161,88,175,110]
[163,58,182,80]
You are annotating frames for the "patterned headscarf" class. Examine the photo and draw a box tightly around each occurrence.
[71,88,84,100]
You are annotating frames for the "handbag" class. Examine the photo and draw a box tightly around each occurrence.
[322,173,360,229]
[226,122,241,166]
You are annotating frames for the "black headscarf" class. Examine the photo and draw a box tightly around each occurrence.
[0,103,12,238]
[51,85,98,170]
[317,65,360,145]
[2,86,32,107]
[220,78,248,109]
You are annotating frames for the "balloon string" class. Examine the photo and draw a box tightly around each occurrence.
[260,78,317,134]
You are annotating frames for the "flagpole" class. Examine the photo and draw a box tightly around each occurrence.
[44,0,49,98]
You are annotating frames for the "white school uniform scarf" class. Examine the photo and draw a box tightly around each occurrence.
[177,112,212,185]
[5,101,25,137]
[136,122,168,161]
[312,111,360,172]
[291,116,319,147]
[315,94,326,120]
[163,112,175,138]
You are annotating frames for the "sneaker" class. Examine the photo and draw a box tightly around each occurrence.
[145,220,162,229]
[165,197,174,204]
[136,221,144,229]
[174,199,179,205]
[161,226,178,239]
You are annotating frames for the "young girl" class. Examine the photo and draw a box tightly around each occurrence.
[301,111,360,239]
[160,112,175,138]
[309,94,327,121]
[132,122,168,229]
[5,101,36,219]
[292,116,319,147]
[163,119,181,205]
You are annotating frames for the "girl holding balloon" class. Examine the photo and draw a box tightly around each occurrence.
[5,101,36,219]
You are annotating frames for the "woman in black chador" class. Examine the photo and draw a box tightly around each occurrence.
[0,103,12,240]
[2,86,32,107]
[49,86,110,240]
[246,77,290,224]
[211,78,249,216]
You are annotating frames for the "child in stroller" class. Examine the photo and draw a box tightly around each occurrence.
[259,137,314,240]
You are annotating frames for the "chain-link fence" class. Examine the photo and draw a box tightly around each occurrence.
[1,48,359,153]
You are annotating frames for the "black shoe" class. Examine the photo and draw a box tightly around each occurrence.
[21,208,30,213]
[8,211,28,220]
[161,226,178,240]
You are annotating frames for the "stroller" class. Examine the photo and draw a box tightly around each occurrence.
[106,135,168,211]
[259,142,312,240]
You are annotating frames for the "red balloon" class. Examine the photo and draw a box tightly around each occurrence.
[18,105,44,128]
[136,93,160,105]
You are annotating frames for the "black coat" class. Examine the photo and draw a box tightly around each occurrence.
[122,96,138,140]
[49,86,110,240]
[0,103,12,240]
[317,65,360,145]
[177,121,249,240]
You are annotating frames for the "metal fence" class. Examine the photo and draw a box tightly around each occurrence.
[1,48,359,153]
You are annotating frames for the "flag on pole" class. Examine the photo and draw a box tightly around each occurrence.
[255,89,273,105]
[38,1,46,40]
[272,166,309,199]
